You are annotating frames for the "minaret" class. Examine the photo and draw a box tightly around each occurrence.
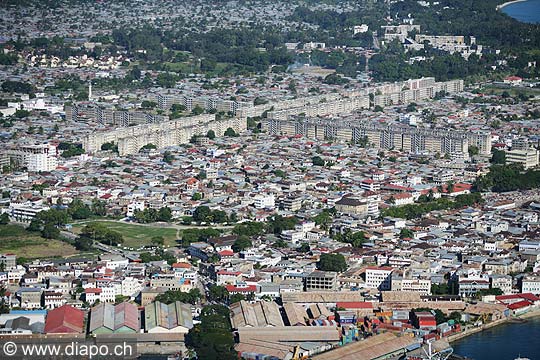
[88,80,92,101]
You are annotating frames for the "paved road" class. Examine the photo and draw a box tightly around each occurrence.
[70,219,234,231]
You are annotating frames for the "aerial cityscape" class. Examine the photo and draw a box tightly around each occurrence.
[0,0,540,359]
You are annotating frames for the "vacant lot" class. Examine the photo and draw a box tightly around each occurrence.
[71,221,178,248]
[0,225,78,259]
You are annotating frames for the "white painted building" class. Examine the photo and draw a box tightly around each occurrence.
[18,144,58,172]
[365,267,393,291]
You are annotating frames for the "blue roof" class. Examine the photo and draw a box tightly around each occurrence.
[10,310,47,315]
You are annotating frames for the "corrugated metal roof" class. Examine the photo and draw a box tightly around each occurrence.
[90,303,139,333]
[144,301,193,332]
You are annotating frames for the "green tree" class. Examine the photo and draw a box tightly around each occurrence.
[312,156,325,166]
[232,222,265,237]
[191,105,205,115]
[224,127,237,137]
[207,285,229,303]
[491,149,506,164]
[155,288,201,305]
[272,239,288,248]
[185,305,237,360]
[207,130,216,139]
[229,293,246,304]
[91,199,107,216]
[232,235,252,253]
[399,228,414,239]
[163,151,175,164]
[68,199,91,220]
[157,207,173,222]
[41,223,60,239]
[193,206,212,223]
[27,218,42,232]
[317,253,347,272]
[468,145,479,157]
[431,283,449,295]
[0,213,9,225]
[297,243,310,253]
[151,236,165,247]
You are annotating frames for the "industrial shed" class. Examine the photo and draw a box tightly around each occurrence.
[144,301,193,334]
[230,300,284,328]
[89,302,139,334]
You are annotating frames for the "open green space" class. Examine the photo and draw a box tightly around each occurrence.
[70,221,178,248]
[481,85,540,98]
[0,225,78,259]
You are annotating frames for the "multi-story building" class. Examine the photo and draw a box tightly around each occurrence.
[458,278,490,298]
[391,277,432,295]
[83,113,246,156]
[0,254,17,271]
[335,197,368,216]
[506,148,539,169]
[267,117,485,156]
[365,267,393,291]
[254,194,275,209]
[522,275,540,295]
[282,196,302,212]
[18,288,42,309]
[17,144,58,172]
[490,275,513,295]
[304,270,338,292]
[150,274,193,292]
[8,200,49,222]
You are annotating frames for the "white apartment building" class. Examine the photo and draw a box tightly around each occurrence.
[365,267,393,291]
[100,255,129,270]
[121,277,145,297]
[391,278,432,295]
[18,144,58,172]
[254,194,275,209]
[506,148,539,169]
[127,201,145,217]
[522,275,540,295]
[490,275,513,295]
[8,200,50,222]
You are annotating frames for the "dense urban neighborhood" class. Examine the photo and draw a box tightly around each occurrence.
[1,0,540,359]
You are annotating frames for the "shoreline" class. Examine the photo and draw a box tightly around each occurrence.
[496,0,527,10]
[448,309,540,344]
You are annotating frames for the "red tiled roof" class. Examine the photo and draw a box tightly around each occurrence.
[217,270,241,276]
[336,302,373,309]
[225,284,257,293]
[507,300,532,310]
[84,288,102,294]
[44,305,84,334]
[172,262,191,269]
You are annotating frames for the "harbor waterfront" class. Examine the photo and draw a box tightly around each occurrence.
[451,313,540,360]
[500,0,540,23]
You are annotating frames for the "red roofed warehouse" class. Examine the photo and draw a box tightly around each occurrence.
[44,304,85,334]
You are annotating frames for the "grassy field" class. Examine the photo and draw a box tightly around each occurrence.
[71,221,178,248]
[0,225,78,259]
[481,85,540,98]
